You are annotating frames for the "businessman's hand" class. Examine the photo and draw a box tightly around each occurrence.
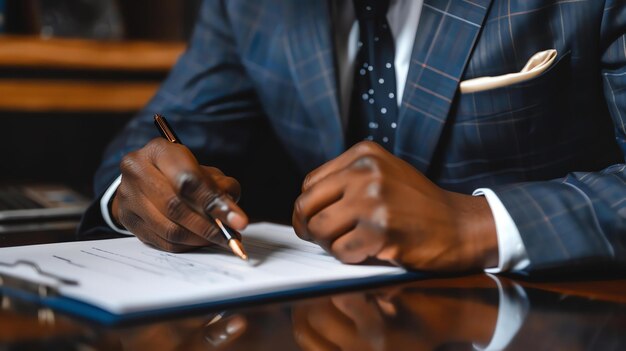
[111,138,248,252]
[293,141,498,271]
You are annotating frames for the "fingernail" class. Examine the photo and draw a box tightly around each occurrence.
[377,299,397,317]
[226,317,245,335]
[219,203,229,212]
[227,211,247,229]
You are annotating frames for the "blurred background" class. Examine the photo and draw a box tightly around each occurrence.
[0,0,202,193]
[0,0,202,243]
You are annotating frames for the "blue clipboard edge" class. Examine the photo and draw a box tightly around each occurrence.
[0,271,424,326]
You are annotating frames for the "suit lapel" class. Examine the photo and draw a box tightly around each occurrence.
[396,0,493,173]
[283,0,344,162]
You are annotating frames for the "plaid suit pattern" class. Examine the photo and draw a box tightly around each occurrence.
[464,0,626,270]
[84,0,626,272]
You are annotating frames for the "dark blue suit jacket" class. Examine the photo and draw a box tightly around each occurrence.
[80,0,626,272]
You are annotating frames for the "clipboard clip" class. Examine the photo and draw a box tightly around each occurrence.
[0,260,79,298]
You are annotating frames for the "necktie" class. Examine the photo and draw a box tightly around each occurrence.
[347,0,398,151]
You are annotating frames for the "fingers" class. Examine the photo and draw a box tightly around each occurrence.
[176,171,247,230]
[306,299,358,345]
[296,203,387,263]
[302,141,388,192]
[294,156,377,239]
[329,224,386,264]
[203,314,247,348]
[116,138,248,252]
[301,200,359,250]
[294,155,386,263]
[120,158,236,248]
[293,298,378,351]
[292,304,343,351]
[118,193,216,252]
[124,213,210,252]
[330,294,386,344]
[149,138,248,230]
[136,226,208,253]
[293,170,349,241]
[201,166,241,202]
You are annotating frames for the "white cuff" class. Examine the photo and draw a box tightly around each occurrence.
[473,188,530,272]
[474,274,530,351]
[100,175,133,235]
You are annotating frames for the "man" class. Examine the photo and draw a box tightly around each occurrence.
[80,0,626,273]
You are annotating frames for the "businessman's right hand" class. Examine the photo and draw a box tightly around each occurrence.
[110,138,248,252]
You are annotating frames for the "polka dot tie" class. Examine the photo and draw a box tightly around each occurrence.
[347,0,398,151]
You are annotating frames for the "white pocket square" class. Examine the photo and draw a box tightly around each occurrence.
[459,49,558,93]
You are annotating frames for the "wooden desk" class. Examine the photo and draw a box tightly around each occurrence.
[0,273,624,350]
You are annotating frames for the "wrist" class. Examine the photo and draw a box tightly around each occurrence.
[447,192,499,269]
[110,193,124,228]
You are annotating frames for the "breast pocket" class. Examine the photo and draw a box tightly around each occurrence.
[437,52,577,187]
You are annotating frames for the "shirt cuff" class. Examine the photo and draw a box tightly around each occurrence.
[474,274,530,351]
[100,175,133,236]
[473,188,530,272]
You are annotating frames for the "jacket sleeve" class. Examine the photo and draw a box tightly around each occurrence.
[78,0,269,237]
[490,1,626,272]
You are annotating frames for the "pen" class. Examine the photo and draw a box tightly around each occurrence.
[153,114,249,261]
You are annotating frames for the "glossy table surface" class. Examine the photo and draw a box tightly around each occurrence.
[1,273,625,351]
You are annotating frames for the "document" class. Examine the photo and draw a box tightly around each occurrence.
[0,223,408,315]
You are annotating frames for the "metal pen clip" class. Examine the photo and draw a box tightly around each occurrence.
[0,260,79,298]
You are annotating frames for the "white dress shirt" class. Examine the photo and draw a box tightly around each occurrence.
[102,0,531,272]
[475,274,530,351]
[101,174,131,235]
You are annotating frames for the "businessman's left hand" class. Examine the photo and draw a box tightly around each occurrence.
[293,141,498,272]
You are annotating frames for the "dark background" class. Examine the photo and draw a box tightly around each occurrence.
[5,0,203,41]
[0,0,203,197]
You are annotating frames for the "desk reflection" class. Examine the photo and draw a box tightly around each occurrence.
[292,284,498,350]
[1,275,625,350]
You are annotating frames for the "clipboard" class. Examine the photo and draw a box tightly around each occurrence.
[0,223,422,325]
